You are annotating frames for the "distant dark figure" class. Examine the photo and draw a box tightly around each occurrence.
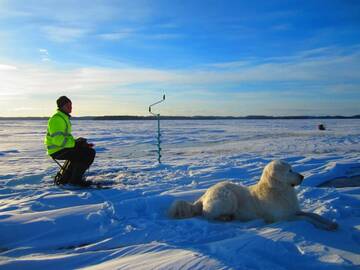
[318,124,326,131]
[45,96,96,187]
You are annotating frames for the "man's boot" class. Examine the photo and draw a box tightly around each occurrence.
[69,162,92,187]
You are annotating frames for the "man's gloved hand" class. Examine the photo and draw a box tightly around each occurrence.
[75,137,88,148]
[76,137,87,142]
[76,137,95,148]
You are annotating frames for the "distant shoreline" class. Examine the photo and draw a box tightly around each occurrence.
[0,115,359,120]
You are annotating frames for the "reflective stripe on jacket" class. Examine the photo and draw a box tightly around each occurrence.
[44,110,75,155]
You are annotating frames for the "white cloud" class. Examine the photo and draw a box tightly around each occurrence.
[12,107,36,111]
[203,47,360,83]
[206,60,256,69]
[98,29,136,41]
[42,26,89,42]
[1,47,359,99]
[0,46,359,116]
[0,1,153,24]
[0,64,17,70]
[97,29,183,41]
[0,64,180,97]
[39,48,51,62]
[0,1,154,43]
[39,48,49,55]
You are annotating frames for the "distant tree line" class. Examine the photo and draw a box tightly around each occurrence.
[1,115,359,120]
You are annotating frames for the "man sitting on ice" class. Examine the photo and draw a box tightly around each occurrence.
[45,96,96,187]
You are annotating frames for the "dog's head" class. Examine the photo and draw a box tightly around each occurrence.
[260,160,304,189]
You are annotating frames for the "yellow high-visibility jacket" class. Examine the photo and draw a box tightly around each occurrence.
[45,110,75,155]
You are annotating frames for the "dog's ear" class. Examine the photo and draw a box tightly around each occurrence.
[260,160,288,188]
[260,162,276,185]
[273,160,288,169]
[272,160,291,174]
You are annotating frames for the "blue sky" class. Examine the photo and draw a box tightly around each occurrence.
[0,0,359,116]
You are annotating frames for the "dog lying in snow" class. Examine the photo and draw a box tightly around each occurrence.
[169,160,338,231]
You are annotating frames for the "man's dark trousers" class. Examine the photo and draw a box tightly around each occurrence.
[51,144,96,185]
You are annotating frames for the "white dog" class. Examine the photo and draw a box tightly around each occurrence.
[169,160,338,231]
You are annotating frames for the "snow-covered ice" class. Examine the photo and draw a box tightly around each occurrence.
[0,119,359,269]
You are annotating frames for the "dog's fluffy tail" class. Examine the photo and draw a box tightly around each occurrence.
[168,200,203,219]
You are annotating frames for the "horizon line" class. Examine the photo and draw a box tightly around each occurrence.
[0,114,359,120]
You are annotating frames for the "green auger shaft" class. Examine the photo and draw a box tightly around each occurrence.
[149,94,165,164]
[157,114,162,163]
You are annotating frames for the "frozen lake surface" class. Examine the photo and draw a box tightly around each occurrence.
[0,119,359,269]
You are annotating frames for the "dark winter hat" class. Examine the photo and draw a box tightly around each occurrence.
[56,96,71,108]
